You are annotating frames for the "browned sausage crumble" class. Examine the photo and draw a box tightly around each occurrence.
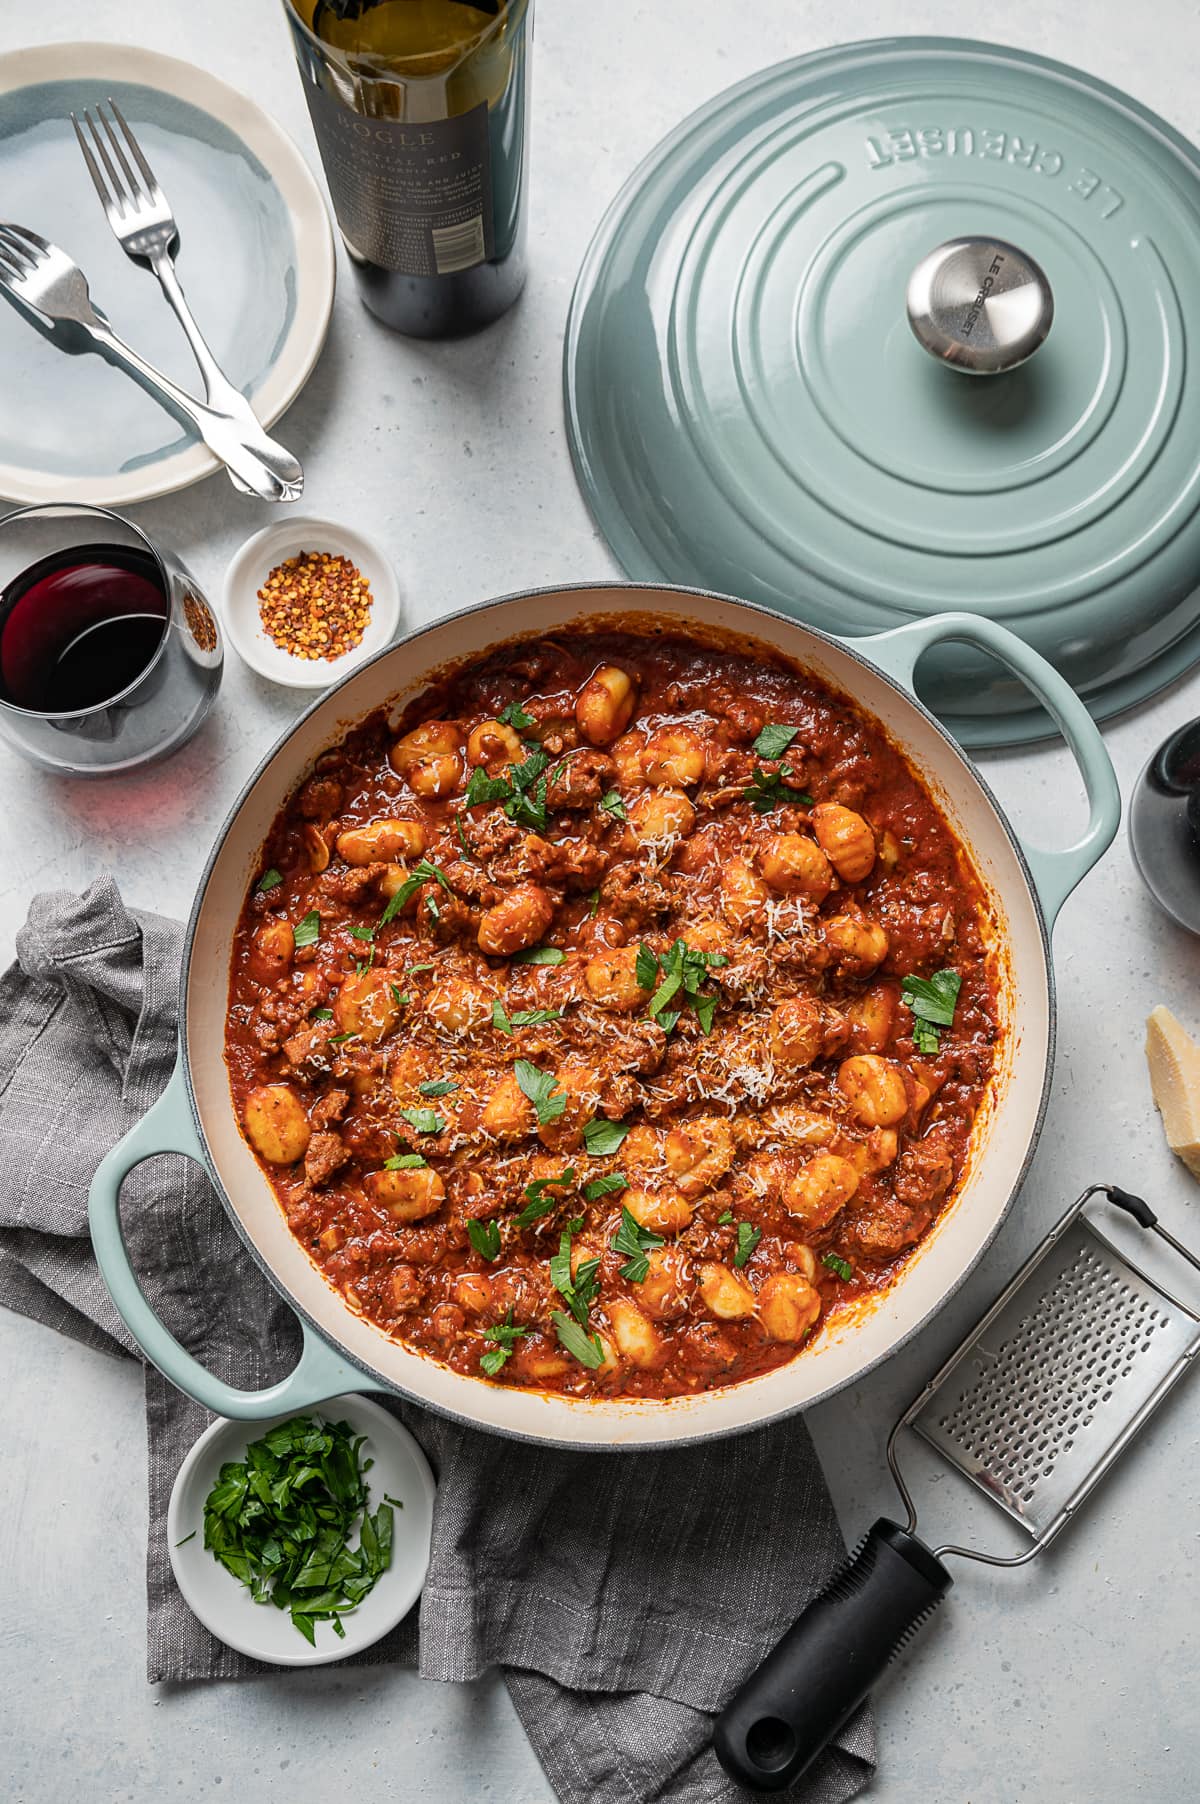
[225,631,1000,1399]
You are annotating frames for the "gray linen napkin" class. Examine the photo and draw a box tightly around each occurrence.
[0,875,875,1804]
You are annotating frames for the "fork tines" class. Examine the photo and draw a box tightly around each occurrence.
[71,98,163,215]
[0,222,41,274]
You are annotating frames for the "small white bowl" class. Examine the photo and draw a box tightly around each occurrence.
[167,1394,435,1666]
[222,516,402,688]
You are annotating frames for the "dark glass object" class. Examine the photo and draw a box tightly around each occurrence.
[1,544,167,714]
[283,0,532,339]
[1130,718,1200,933]
[0,505,222,776]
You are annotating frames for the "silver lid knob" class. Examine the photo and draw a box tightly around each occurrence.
[906,237,1053,374]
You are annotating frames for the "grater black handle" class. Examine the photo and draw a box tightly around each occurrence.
[712,1518,952,1792]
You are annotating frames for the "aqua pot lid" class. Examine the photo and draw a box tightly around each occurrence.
[564,37,1200,746]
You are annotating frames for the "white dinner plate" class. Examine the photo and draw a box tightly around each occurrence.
[0,42,335,506]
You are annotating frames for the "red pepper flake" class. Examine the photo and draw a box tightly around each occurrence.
[258,550,373,661]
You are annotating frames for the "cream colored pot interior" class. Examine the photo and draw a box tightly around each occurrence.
[185,586,1050,1448]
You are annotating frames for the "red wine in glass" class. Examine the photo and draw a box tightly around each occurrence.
[0,542,169,714]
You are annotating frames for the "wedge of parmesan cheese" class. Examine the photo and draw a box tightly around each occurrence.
[1145,1005,1200,1179]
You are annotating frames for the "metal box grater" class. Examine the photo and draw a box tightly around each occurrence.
[715,1184,1200,1792]
[911,1211,1200,1545]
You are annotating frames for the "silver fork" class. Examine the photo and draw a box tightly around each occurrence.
[0,223,300,502]
[71,99,302,498]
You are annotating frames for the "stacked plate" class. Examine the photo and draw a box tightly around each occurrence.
[0,42,335,507]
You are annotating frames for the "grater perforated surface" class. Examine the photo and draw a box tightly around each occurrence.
[913,1219,1199,1538]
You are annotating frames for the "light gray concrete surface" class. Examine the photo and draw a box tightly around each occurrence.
[1,2,1199,1800]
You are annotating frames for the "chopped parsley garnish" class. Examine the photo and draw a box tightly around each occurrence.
[717,1208,734,1224]
[329,1032,358,1046]
[390,984,410,1008]
[398,1107,445,1135]
[467,1218,502,1262]
[611,1206,664,1283]
[379,860,451,928]
[734,1222,762,1268]
[479,1312,528,1376]
[636,939,728,1035]
[494,1001,563,1035]
[407,963,434,976]
[454,813,474,859]
[582,1171,628,1202]
[465,744,550,832]
[498,700,536,731]
[751,723,800,761]
[515,1165,576,1228]
[744,764,814,814]
[509,747,551,808]
[692,992,720,1036]
[256,867,282,894]
[550,1218,601,1325]
[552,1310,605,1369]
[599,789,628,822]
[583,1117,629,1157]
[349,925,375,942]
[464,767,512,807]
[418,1079,458,1098]
[311,1007,334,1021]
[822,1252,854,1282]
[512,945,565,966]
[900,968,961,1054]
[586,889,600,919]
[635,944,659,990]
[199,1414,396,1646]
[293,910,321,950]
[514,1058,567,1125]
[384,1151,427,1170]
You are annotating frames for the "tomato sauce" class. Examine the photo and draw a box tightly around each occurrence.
[225,630,1000,1400]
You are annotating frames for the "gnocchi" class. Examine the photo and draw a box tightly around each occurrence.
[478,883,556,956]
[390,721,464,798]
[243,1085,310,1165]
[577,666,637,745]
[336,818,427,865]
[230,627,998,1404]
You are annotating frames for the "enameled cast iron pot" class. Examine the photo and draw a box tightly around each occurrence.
[88,586,1120,1449]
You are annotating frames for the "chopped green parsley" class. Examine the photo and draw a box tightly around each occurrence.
[900,968,961,1054]
[293,910,321,950]
[467,1218,502,1262]
[514,1059,567,1125]
[611,1206,664,1283]
[751,723,799,761]
[734,1222,762,1268]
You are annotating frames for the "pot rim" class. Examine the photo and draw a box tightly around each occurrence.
[180,578,1056,1448]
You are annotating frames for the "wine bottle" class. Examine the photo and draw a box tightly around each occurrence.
[283,0,532,339]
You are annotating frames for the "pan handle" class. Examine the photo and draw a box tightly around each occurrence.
[853,611,1120,929]
[88,1058,386,1418]
[713,1519,952,1791]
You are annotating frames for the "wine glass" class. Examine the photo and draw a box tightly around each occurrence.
[0,502,223,775]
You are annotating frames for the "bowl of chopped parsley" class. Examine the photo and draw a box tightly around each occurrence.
[167,1396,435,1664]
